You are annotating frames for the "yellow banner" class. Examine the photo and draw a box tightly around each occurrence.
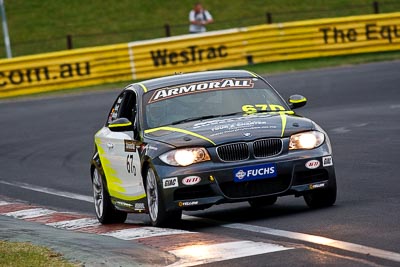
[0,44,132,98]
[128,28,248,80]
[245,13,400,64]
[0,12,399,98]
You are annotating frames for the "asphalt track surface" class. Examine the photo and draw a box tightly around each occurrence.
[1,60,400,266]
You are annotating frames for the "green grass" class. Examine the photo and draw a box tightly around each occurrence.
[0,240,76,267]
[2,0,400,57]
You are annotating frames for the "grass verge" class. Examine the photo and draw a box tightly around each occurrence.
[0,240,76,267]
[3,0,400,57]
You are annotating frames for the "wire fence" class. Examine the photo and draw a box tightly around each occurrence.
[4,0,400,57]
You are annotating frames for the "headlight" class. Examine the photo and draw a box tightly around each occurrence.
[159,147,211,166]
[289,131,325,150]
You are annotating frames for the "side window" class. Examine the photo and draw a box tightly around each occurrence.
[119,91,137,123]
[106,90,137,126]
[107,92,125,124]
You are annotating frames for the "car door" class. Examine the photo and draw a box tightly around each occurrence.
[95,90,146,201]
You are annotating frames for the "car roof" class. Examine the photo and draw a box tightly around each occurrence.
[137,70,258,91]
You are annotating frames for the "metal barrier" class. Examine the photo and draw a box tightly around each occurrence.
[0,43,133,98]
[0,12,399,98]
[129,12,400,80]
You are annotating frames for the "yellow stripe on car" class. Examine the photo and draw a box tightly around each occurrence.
[279,112,287,137]
[145,126,216,146]
[95,137,147,201]
[95,137,126,193]
[246,71,258,78]
[108,122,132,128]
[110,191,147,201]
[289,97,307,104]
[138,83,148,92]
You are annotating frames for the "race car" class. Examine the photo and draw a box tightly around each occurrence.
[91,70,337,226]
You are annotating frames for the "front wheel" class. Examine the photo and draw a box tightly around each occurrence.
[304,180,337,209]
[92,167,127,224]
[146,167,182,227]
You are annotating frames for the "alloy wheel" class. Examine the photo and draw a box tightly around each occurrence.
[92,168,104,218]
[146,168,159,222]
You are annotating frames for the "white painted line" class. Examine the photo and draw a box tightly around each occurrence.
[167,240,292,267]
[353,123,368,128]
[4,208,56,219]
[390,104,400,109]
[223,223,400,262]
[0,180,93,203]
[0,200,11,206]
[46,218,100,230]
[102,227,195,240]
[183,215,400,263]
[330,127,351,134]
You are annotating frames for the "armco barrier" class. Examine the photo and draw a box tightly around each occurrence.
[129,12,400,80]
[1,12,399,98]
[0,43,133,98]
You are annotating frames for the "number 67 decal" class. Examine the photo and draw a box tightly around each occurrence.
[126,154,136,175]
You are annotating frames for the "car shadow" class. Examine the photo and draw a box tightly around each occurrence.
[126,199,340,231]
[173,201,338,231]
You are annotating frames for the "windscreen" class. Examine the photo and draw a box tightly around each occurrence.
[142,78,289,129]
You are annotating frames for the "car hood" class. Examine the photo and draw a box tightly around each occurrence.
[144,113,315,147]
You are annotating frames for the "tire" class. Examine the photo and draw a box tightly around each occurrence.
[145,167,182,227]
[92,167,127,224]
[304,179,337,209]
[248,196,278,208]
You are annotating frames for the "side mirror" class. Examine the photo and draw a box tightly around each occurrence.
[108,118,134,132]
[288,95,307,109]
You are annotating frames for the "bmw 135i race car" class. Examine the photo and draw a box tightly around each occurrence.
[91,70,337,226]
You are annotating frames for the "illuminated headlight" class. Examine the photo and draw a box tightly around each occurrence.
[159,148,211,166]
[289,131,325,150]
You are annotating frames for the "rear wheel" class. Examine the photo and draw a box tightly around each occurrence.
[248,196,278,208]
[92,167,127,224]
[304,179,337,209]
[146,167,182,227]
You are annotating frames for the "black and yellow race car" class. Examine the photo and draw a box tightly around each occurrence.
[91,70,337,226]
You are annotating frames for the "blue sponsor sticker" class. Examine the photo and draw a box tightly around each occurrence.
[233,163,277,182]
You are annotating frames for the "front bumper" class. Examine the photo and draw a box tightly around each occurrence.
[155,146,336,211]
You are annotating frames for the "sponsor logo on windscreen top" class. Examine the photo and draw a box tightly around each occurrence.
[148,78,254,103]
[234,163,277,182]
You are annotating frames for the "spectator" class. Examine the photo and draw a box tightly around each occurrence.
[189,2,213,33]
